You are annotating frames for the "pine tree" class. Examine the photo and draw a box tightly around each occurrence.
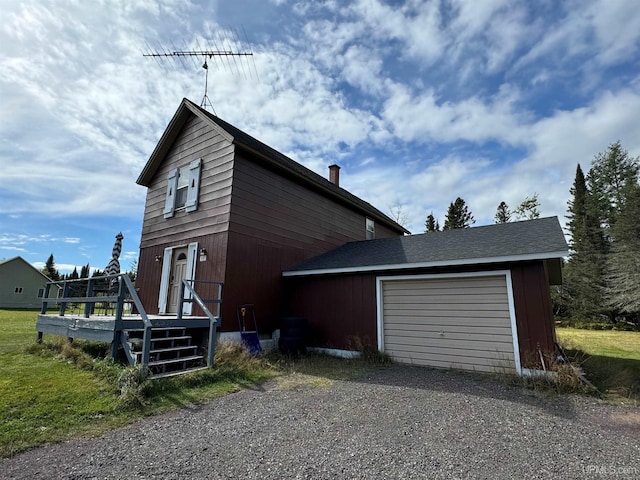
[606,183,640,316]
[494,202,511,223]
[563,164,607,319]
[69,267,79,280]
[443,198,475,230]
[42,254,60,281]
[587,141,640,230]
[514,194,541,220]
[80,263,90,279]
[425,212,440,232]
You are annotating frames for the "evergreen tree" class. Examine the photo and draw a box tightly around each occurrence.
[494,201,511,223]
[443,198,475,230]
[80,263,90,278]
[606,183,640,316]
[42,254,60,281]
[69,267,79,280]
[587,141,639,230]
[563,164,607,319]
[425,212,440,232]
[513,194,541,220]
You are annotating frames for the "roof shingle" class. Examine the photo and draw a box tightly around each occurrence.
[284,216,568,275]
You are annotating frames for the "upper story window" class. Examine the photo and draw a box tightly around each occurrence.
[163,158,202,218]
[14,287,23,294]
[366,217,375,240]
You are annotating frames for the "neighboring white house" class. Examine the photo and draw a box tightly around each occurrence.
[0,256,58,309]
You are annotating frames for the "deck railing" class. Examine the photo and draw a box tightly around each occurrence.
[179,280,223,366]
[40,274,153,366]
[39,275,223,370]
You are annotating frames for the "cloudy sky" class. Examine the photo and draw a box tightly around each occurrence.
[1,0,639,274]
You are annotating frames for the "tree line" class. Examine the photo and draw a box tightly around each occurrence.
[424,194,541,232]
[41,254,136,283]
[561,141,640,322]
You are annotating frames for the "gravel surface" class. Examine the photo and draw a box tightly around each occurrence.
[2,364,639,479]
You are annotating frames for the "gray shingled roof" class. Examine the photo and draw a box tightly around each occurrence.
[284,216,568,275]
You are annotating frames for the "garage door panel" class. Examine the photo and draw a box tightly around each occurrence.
[387,354,513,373]
[383,277,507,290]
[384,338,515,356]
[383,294,509,306]
[384,303,510,314]
[383,328,513,344]
[381,275,517,374]
[384,322,513,336]
[387,349,515,369]
[385,312,509,328]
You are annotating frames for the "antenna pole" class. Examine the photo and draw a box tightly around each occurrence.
[201,59,216,115]
[142,31,256,115]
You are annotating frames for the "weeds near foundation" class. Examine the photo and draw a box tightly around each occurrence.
[349,336,392,365]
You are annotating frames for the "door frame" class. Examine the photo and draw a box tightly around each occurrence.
[158,242,198,314]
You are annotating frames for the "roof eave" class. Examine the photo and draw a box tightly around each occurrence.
[136,99,234,187]
[282,250,569,277]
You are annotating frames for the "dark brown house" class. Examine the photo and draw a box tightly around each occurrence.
[135,98,408,336]
[135,98,568,375]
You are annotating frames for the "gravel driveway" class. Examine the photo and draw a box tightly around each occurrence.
[2,364,639,479]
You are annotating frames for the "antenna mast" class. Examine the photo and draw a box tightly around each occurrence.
[143,30,257,115]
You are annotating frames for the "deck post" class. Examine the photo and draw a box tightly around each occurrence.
[59,281,70,316]
[40,283,51,314]
[207,316,219,367]
[84,278,95,318]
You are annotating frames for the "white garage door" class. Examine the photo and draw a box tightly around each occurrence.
[379,273,519,373]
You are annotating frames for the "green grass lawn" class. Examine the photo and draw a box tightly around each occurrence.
[0,309,375,457]
[0,310,279,457]
[556,327,640,403]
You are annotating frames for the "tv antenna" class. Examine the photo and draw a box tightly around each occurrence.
[142,29,257,115]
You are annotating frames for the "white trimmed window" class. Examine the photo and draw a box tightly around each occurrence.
[14,287,23,294]
[366,218,375,240]
[163,158,202,218]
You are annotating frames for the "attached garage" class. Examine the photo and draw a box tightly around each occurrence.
[283,217,569,375]
[377,272,521,374]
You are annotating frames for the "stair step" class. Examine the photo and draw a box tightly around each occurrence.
[146,345,198,355]
[151,366,208,379]
[147,355,203,367]
[133,346,198,357]
[150,335,192,342]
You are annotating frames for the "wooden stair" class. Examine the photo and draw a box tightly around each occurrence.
[124,327,205,378]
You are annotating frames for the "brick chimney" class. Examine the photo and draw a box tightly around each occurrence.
[328,164,340,186]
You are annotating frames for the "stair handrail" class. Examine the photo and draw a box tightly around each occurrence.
[178,280,223,367]
[119,274,152,369]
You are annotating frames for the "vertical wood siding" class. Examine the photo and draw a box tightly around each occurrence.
[284,261,556,362]
[220,153,404,333]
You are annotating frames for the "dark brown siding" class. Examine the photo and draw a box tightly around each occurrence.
[283,261,556,359]
[228,153,397,252]
[136,232,228,315]
[510,262,556,364]
[283,273,378,349]
[220,153,404,333]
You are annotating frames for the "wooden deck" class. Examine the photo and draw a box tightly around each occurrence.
[36,314,211,343]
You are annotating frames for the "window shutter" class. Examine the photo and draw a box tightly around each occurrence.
[163,168,179,218]
[185,158,202,213]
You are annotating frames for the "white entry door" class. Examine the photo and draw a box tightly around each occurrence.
[167,247,188,314]
[158,242,198,315]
